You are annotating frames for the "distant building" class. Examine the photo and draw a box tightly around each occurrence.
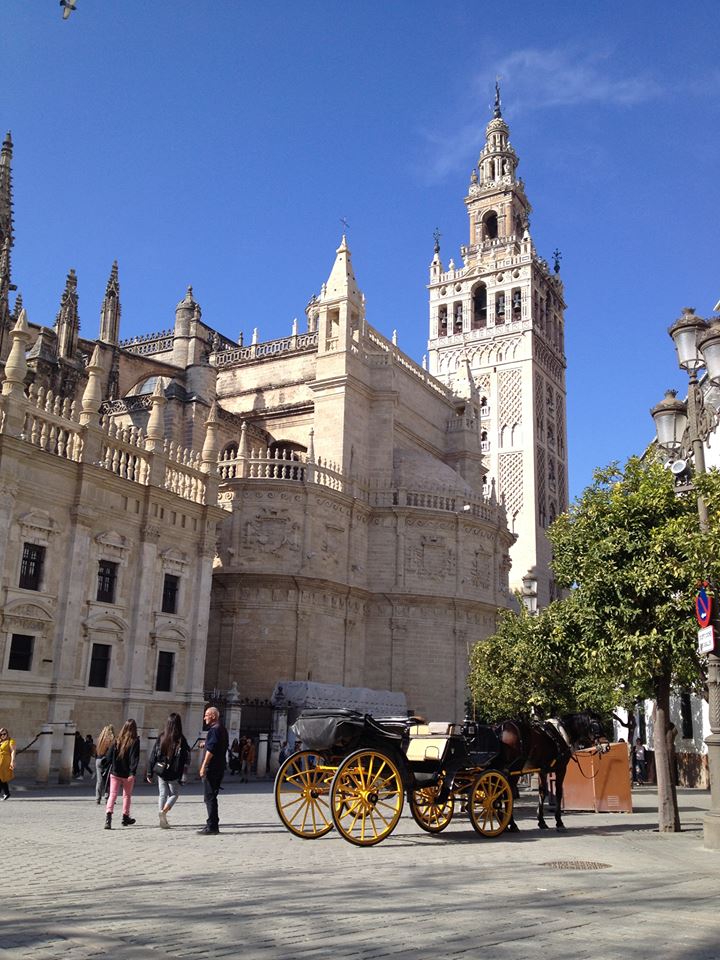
[0,95,566,772]
[428,87,569,606]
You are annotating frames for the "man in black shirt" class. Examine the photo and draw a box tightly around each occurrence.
[198,706,229,835]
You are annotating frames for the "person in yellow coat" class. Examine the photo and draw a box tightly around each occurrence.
[0,727,16,800]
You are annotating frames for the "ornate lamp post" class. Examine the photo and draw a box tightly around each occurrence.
[520,570,539,615]
[651,306,720,849]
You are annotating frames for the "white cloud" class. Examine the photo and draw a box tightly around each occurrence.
[417,46,667,183]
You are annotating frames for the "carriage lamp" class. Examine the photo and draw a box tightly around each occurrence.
[650,304,720,850]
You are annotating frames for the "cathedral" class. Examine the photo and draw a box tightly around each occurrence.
[0,93,568,776]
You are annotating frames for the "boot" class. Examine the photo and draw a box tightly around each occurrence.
[104,813,112,830]
[122,814,136,826]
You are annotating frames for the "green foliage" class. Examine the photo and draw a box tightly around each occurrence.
[468,456,720,719]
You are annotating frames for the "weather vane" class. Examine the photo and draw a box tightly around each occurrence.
[433,227,441,254]
[493,75,502,118]
[340,217,350,232]
[553,248,562,274]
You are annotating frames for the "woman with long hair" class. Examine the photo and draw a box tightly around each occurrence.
[94,724,115,804]
[0,728,16,800]
[104,718,139,830]
[146,712,190,828]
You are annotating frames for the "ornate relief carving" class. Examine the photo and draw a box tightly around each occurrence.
[95,530,132,563]
[470,549,492,590]
[244,508,300,555]
[321,523,345,566]
[18,510,57,544]
[406,535,455,581]
[498,451,523,524]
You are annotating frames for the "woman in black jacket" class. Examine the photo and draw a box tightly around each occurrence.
[104,718,140,830]
[146,712,190,829]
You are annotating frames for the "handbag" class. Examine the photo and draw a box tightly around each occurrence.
[153,756,172,778]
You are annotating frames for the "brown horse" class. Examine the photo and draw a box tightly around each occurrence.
[496,712,608,832]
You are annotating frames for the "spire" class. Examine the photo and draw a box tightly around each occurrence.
[99,260,121,344]
[322,235,362,304]
[55,268,80,359]
[493,79,502,119]
[0,132,13,258]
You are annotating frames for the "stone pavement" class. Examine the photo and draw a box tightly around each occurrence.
[1,778,718,960]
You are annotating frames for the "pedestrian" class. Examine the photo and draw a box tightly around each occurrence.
[240,736,251,782]
[246,737,257,779]
[0,727,16,800]
[228,736,241,775]
[278,740,290,765]
[198,706,228,835]
[73,730,85,779]
[80,734,95,778]
[94,724,115,804]
[104,718,140,830]
[632,737,647,785]
[146,712,190,829]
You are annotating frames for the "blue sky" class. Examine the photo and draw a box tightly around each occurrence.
[3,1,719,500]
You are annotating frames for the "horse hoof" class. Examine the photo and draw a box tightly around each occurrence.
[507,821,520,833]
[538,821,549,830]
[556,823,567,832]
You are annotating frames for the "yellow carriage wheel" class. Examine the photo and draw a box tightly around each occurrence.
[330,749,404,847]
[468,769,513,838]
[410,783,454,833]
[274,751,334,839]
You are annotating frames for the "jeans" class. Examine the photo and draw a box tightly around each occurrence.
[106,774,135,816]
[159,778,180,811]
[203,769,224,830]
[95,757,109,801]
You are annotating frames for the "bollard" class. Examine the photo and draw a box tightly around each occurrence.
[59,722,76,784]
[256,733,268,779]
[35,724,54,784]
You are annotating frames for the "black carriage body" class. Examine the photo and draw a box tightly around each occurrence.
[292,710,504,792]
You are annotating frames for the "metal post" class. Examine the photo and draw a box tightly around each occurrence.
[686,373,720,848]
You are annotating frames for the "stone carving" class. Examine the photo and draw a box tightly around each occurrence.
[406,535,455,580]
[470,549,491,590]
[498,451,523,525]
[321,523,345,566]
[244,508,300,556]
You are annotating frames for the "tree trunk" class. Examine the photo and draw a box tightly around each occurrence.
[653,675,681,832]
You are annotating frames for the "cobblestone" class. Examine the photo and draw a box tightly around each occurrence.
[1,780,718,959]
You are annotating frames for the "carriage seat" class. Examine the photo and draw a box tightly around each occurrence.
[404,721,455,762]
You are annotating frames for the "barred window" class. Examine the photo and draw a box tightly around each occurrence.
[162,574,179,614]
[97,560,118,604]
[19,543,45,591]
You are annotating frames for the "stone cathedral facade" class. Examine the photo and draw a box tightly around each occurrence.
[427,93,569,606]
[0,95,566,772]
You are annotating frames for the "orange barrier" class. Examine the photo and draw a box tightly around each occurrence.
[561,742,633,813]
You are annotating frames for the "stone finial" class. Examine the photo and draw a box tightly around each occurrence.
[79,344,103,424]
[307,426,315,462]
[2,307,30,398]
[251,327,258,345]
[238,420,248,459]
[201,401,220,474]
[145,377,166,448]
[323,234,363,305]
[292,317,298,336]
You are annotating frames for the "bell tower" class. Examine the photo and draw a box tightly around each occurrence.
[427,86,569,607]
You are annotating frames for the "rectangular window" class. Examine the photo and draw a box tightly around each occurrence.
[680,693,693,740]
[8,634,34,671]
[162,574,179,614]
[156,651,175,692]
[96,560,118,604]
[19,542,45,591]
[88,643,111,688]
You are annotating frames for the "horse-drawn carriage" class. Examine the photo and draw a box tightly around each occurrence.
[273,709,515,846]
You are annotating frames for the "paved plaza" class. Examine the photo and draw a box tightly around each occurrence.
[2,778,718,960]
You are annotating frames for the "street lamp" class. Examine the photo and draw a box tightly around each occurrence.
[651,305,720,850]
[520,570,538,615]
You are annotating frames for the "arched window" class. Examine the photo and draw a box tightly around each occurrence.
[483,211,498,240]
[472,284,487,329]
[268,441,307,480]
